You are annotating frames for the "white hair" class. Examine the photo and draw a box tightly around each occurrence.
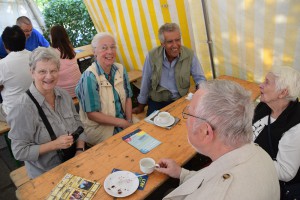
[194,80,254,147]
[271,66,300,101]
[91,32,116,48]
[29,47,60,71]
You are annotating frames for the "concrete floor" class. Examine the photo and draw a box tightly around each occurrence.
[0,137,19,200]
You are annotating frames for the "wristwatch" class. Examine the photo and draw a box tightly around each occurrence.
[76,147,84,152]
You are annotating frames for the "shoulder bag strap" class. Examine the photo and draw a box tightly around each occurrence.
[26,90,57,140]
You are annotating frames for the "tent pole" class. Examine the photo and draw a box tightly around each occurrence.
[201,0,216,79]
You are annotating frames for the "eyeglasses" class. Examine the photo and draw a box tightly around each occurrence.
[99,45,117,52]
[182,106,215,130]
[36,69,59,76]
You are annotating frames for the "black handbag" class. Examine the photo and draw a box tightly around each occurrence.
[26,90,83,162]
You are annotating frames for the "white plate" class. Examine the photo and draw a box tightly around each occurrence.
[154,116,175,127]
[104,171,139,198]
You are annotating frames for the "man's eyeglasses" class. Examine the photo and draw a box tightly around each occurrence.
[182,106,215,130]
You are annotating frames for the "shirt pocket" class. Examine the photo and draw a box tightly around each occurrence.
[61,110,78,132]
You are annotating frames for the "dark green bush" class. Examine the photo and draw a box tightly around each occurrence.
[42,0,97,47]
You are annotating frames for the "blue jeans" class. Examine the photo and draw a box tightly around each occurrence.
[146,98,174,116]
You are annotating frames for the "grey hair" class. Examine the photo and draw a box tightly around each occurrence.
[91,32,116,48]
[16,16,32,26]
[270,66,300,101]
[158,23,181,43]
[29,47,60,71]
[194,80,254,147]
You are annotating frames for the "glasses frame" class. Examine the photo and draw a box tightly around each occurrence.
[182,106,215,130]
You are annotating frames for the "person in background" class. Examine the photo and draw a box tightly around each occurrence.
[7,47,86,178]
[50,25,81,98]
[0,25,32,121]
[253,66,300,200]
[156,80,280,200]
[132,22,206,116]
[76,32,133,146]
[0,16,50,58]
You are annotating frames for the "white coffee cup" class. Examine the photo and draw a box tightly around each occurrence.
[157,112,171,124]
[140,158,157,174]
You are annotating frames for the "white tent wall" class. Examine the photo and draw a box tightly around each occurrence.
[84,0,300,83]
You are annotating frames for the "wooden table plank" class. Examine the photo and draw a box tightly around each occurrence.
[0,121,10,136]
[217,75,260,101]
[16,96,195,200]
[128,70,142,83]
[75,45,93,60]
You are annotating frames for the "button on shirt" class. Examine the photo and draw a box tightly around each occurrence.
[137,49,206,104]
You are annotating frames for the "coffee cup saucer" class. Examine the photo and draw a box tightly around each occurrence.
[154,116,175,127]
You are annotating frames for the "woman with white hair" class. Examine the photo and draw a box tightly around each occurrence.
[253,66,300,200]
[7,47,86,178]
[76,32,133,146]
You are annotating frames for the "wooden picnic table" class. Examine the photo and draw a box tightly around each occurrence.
[16,95,194,200]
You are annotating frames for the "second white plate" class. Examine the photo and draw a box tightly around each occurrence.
[154,116,175,127]
[104,171,139,198]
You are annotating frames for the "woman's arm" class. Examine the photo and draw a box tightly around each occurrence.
[87,111,131,129]
[275,123,300,181]
[125,97,132,122]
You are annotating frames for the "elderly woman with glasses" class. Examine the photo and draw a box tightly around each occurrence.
[252,66,300,199]
[7,47,86,178]
[76,32,133,146]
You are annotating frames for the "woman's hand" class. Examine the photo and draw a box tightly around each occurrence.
[118,119,132,129]
[156,158,182,179]
[54,134,74,150]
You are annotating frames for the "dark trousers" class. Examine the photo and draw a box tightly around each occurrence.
[146,98,175,116]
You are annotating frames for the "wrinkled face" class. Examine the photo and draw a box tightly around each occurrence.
[94,36,116,68]
[259,72,281,104]
[161,31,181,61]
[19,23,33,39]
[32,60,59,94]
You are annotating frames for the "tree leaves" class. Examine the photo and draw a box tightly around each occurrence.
[42,0,97,47]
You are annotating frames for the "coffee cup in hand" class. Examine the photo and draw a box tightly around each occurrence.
[139,158,159,174]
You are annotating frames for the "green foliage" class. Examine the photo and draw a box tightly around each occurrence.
[42,0,97,47]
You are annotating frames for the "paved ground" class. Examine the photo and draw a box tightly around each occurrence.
[0,135,20,200]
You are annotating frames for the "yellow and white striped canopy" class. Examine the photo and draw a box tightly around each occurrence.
[84,0,300,83]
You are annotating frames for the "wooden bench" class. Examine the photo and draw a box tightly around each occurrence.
[10,166,30,188]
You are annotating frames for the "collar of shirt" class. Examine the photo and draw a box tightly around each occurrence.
[95,61,118,76]
[29,83,62,106]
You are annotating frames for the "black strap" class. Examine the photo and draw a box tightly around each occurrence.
[267,114,276,160]
[26,90,57,140]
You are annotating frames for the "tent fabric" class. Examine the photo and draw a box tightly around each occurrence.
[84,0,300,83]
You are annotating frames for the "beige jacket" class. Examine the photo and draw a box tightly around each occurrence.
[79,63,126,145]
[163,143,280,200]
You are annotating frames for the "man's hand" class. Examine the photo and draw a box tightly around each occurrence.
[156,158,182,179]
[132,103,146,114]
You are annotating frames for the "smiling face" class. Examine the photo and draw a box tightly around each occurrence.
[19,23,33,39]
[259,72,282,104]
[161,30,181,62]
[94,36,116,68]
[32,60,59,94]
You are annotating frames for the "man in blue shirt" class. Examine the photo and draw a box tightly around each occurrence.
[132,23,206,116]
[0,16,49,58]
